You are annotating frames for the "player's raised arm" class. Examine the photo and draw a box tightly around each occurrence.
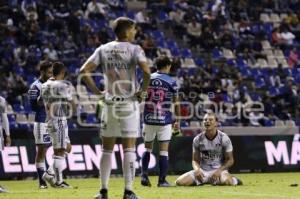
[80,48,102,96]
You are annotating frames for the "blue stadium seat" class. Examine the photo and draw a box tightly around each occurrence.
[158,11,169,22]
[255,77,266,88]
[212,48,222,59]
[86,114,98,124]
[251,68,262,77]
[13,104,25,113]
[264,119,275,126]
[249,92,262,101]
[195,58,204,66]
[181,48,192,58]
[180,120,189,128]
[268,86,279,97]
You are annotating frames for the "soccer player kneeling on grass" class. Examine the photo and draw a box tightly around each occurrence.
[175,113,242,186]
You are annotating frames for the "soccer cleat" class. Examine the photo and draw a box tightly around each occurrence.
[236,178,243,186]
[157,180,172,187]
[123,190,139,199]
[54,181,72,189]
[42,172,56,187]
[94,189,108,199]
[141,175,152,187]
[0,185,8,193]
[39,183,48,189]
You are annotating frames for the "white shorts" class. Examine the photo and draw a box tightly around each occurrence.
[143,124,172,142]
[100,101,140,138]
[47,118,70,149]
[188,169,230,185]
[0,128,3,151]
[33,122,51,145]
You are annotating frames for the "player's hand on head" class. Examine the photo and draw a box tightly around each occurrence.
[5,135,11,147]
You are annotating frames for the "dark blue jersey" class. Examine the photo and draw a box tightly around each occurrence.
[143,72,178,125]
[28,79,47,123]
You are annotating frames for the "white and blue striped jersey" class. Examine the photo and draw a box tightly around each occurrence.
[193,130,233,171]
[143,72,178,125]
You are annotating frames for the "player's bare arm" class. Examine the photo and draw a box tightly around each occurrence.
[211,151,234,182]
[135,61,150,101]
[192,150,204,181]
[80,61,103,96]
[173,95,181,130]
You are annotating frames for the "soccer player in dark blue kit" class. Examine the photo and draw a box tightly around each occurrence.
[28,61,54,188]
[141,56,180,187]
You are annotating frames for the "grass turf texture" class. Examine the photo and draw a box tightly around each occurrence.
[0,173,300,199]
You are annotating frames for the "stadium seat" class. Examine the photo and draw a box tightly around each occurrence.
[223,49,235,59]
[261,40,271,50]
[285,120,296,127]
[190,121,200,128]
[13,104,25,113]
[255,77,266,88]
[86,114,98,124]
[264,119,275,126]
[195,58,204,66]
[181,48,192,58]
[260,13,270,23]
[182,58,196,68]
[16,114,28,124]
[180,120,189,128]
[268,87,279,97]
[275,120,285,126]
[212,48,223,59]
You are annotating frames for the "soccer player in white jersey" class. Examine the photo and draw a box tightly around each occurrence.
[0,96,11,193]
[28,61,54,189]
[80,17,151,199]
[175,112,242,186]
[141,56,180,187]
[41,62,75,188]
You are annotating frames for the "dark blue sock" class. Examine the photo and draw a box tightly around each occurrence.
[37,167,45,185]
[141,151,150,176]
[159,155,168,182]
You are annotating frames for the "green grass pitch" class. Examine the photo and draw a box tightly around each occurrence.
[1,173,300,199]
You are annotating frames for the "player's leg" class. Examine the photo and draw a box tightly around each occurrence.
[120,102,140,199]
[33,122,52,188]
[175,170,200,186]
[219,171,243,186]
[157,124,172,187]
[36,145,48,188]
[141,124,155,187]
[50,119,71,188]
[95,104,118,199]
[122,137,139,199]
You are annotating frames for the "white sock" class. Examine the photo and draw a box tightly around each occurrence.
[100,150,112,190]
[232,177,238,185]
[123,148,136,191]
[36,161,45,171]
[53,155,66,184]
[46,165,54,175]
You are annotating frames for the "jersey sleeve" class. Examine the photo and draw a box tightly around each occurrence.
[61,82,73,101]
[86,46,102,66]
[170,79,179,94]
[222,134,233,152]
[135,45,147,63]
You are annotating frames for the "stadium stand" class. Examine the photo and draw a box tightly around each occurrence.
[0,0,299,130]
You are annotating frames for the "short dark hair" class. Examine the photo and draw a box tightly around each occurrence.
[155,56,172,70]
[204,112,219,122]
[112,17,135,39]
[52,62,66,76]
[39,61,52,73]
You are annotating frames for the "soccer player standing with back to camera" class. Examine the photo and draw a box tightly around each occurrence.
[0,96,11,193]
[41,62,76,188]
[80,17,151,199]
[175,112,242,186]
[140,56,180,187]
[28,61,54,189]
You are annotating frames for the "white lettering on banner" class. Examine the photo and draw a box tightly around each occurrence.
[290,141,300,165]
[1,144,157,173]
[2,147,22,173]
[83,145,101,170]
[68,145,86,171]
[20,146,35,172]
[265,141,289,165]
